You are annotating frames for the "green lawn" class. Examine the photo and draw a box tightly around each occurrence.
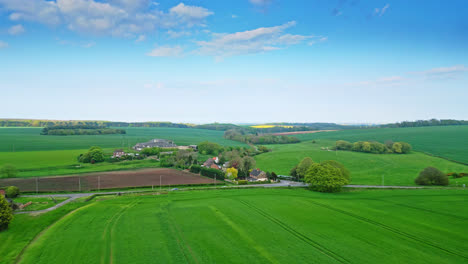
[255,140,468,186]
[0,127,247,152]
[296,126,468,164]
[2,188,466,264]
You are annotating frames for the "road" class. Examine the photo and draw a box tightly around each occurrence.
[14,181,422,214]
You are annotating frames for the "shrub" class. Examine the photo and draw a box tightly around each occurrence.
[200,167,225,180]
[304,163,349,193]
[460,173,467,177]
[237,180,248,185]
[415,167,449,186]
[452,173,462,179]
[5,186,20,198]
[0,196,13,231]
[189,165,201,174]
[335,140,353,151]
[0,164,17,178]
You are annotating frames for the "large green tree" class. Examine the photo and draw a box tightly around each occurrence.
[0,196,13,231]
[415,167,448,186]
[296,157,314,180]
[0,164,17,178]
[305,163,349,193]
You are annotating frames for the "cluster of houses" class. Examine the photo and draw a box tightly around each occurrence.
[112,139,197,158]
[111,138,268,182]
[202,156,268,182]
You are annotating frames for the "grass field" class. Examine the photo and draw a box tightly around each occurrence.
[0,127,247,152]
[255,140,468,186]
[293,126,468,164]
[0,127,246,177]
[2,188,467,264]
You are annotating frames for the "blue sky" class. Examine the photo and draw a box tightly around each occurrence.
[0,0,467,124]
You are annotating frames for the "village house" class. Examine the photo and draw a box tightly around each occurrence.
[133,139,178,151]
[112,149,125,158]
[249,169,268,182]
[203,157,221,170]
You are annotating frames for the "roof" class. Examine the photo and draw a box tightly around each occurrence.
[250,169,263,177]
[134,139,177,149]
[204,158,215,166]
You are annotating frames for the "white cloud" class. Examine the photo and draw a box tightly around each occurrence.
[135,34,146,42]
[373,4,390,17]
[412,65,467,79]
[0,0,213,37]
[231,14,238,18]
[249,0,271,6]
[0,41,8,48]
[196,21,324,58]
[169,3,213,26]
[146,45,183,57]
[8,24,25,35]
[166,30,191,38]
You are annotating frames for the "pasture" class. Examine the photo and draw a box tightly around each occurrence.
[255,140,468,186]
[3,188,467,264]
[293,126,468,165]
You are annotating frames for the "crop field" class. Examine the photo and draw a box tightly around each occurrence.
[0,169,222,192]
[3,188,467,264]
[293,126,468,164]
[255,140,468,186]
[0,127,246,177]
[0,127,246,152]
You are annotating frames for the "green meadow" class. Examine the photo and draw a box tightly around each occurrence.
[297,126,468,164]
[255,140,468,186]
[2,188,466,264]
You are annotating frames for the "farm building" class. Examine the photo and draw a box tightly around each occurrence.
[112,149,125,158]
[249,169,268,182]
[133,139,177,151]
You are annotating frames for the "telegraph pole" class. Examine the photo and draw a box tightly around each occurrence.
[78,177,81,192]
[98,176,101,191]
[36,177,38,194]
[160,175,162,192]
[382,174,385,186]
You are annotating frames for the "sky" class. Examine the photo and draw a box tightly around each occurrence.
[0,0,467,124]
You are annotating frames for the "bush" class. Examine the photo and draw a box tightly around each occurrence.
[189,165,202,174]
[200,167,225,180]
[237,180,248,185]
[460,173,467,177]
[452,173,462,179]
[0,196,13,231]
[304,163,349,193]
[0,164,17,178]
[415,167,449,186]
[5,186,20,198]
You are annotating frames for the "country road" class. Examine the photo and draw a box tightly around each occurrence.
[14,181,423,214]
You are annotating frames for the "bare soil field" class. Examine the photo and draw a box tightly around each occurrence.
[271,130,336,136]
[0,168,222,192]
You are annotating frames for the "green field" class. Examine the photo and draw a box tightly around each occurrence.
[2,188,467,264]
[0,127,246,177]
[296,126,468,164]
[255,140,468,186]
[0,127,247,152]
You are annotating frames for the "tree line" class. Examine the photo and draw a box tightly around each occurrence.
[41,125,126,136]
[0,119,190,128]
[224,129,300,144]
[381,119,468,128]
[334,140,412,154]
